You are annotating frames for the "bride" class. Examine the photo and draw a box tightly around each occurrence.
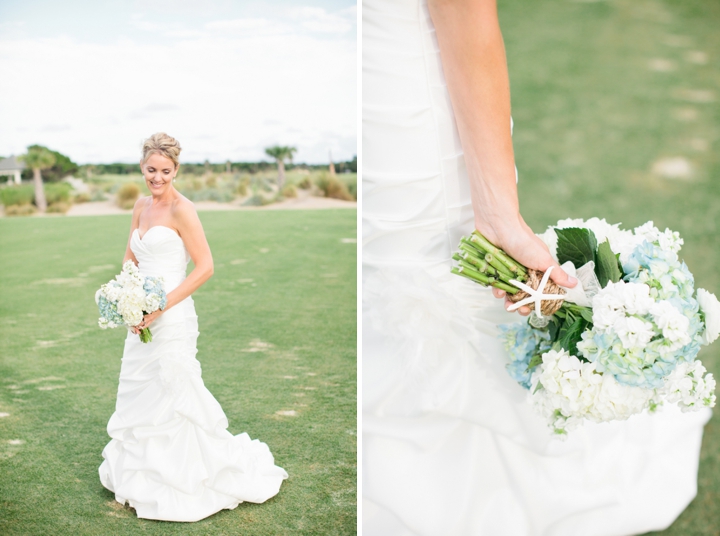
[98,132,288,522]
[363,0,710,534]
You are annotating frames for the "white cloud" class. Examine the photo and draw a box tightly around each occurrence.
[289,7,354,34]
[0,8,356,164]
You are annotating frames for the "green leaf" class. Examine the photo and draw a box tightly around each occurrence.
[548,318,560,341]
[579,307,594,323]
[596,239,622,287]
[555,227,597,268]
[556,317,587,356]
[525,354,543,373]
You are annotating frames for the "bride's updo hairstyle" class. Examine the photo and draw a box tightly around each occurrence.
[141,132,182,169]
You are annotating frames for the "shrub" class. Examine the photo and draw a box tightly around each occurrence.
[205,175,217,188]
[116,183,141,209]
[0,185,34,207]
[47,202,71,214]
[90,189,107,202]
[242,195,272,207]
[236,175,251,196]
[73,192,92,203]
[45,182,72,204]
[180,188,235,203]
[297,176,312,190]
[4,204,36,216]
[315,174,354,201]
[344,176,357,200]
[281,184,298,198]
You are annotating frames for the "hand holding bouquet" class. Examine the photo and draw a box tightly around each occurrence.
[95,261,167,343]
[453,218,718,435]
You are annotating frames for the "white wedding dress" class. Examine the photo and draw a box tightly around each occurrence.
[362,1,711,535]
[99,226,288,522]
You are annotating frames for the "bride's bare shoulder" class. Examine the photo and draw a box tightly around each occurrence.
[170,194,201,228]
[132,195,152,215]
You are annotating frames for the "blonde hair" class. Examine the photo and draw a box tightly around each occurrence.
[141,132,182,168]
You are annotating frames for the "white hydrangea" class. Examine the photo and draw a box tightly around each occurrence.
[613,316,655,350]
[529,349,654,435]
[635,221,683,253]
[656,360,716,411]
[649,300,691,350]
[145,293,162,312]
[591,281,654,331]
[697,288,720,345]
[96,260,164,330]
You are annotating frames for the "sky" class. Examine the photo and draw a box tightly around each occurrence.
[0,0,356,165]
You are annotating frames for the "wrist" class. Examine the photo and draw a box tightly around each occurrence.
[474,210,522,238]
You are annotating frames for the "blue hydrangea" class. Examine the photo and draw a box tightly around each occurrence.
[97,293,123,328]
[576,239,705,389]
[498,321,551,389]
[143,276,167,311]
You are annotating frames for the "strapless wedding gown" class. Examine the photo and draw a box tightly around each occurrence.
[362,1,711,535]
[99,226,288,522]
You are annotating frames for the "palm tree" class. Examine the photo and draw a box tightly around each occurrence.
[20,145,56,213]
[329,149,336,177]
[264,145,297,190]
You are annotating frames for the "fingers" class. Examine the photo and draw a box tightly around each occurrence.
[492,287,506,299]
[548,264,578,288]
[503,296,531,316]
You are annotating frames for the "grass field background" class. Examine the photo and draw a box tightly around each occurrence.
[500,0,719,534]
[0,209,356,535]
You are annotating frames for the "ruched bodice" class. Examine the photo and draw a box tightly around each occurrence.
[99,227,288,522]
[131,226,190,290]
[363,0,472,269]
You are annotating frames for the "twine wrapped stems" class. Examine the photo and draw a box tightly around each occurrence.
[451,230,566,316]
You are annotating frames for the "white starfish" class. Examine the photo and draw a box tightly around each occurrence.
[506,266,564,318]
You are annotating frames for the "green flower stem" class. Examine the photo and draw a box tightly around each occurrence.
[471,231,528,277]
[458,259,490,278]
[451,266,488,286]
[471,233,518,272]
[455,265,494,285]
[491,280,520,295]
[139,328,153,344]
[494,270,518,285]
[461,237,486,257]
[485,253,514,278]
[459,244,496,273]
[461,252,493,274]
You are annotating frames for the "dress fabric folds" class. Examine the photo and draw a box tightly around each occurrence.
[362,1,711,535]
[99,226,288,522]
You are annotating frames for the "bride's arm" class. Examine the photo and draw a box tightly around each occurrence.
[164,201,214,312]
[136,201,213,332]
[428,0,576,313]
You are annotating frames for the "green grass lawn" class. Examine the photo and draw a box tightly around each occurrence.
[0,209,357,535]
[500,0,720,533]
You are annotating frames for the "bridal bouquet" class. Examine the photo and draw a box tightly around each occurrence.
[95,260,166,343]
[452,218,718,435]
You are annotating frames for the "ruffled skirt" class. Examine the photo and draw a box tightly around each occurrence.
[99,296,288,522]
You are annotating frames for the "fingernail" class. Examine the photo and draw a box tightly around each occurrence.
[568,276,578,285]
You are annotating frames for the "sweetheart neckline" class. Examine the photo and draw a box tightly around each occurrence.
[134,226,181,241]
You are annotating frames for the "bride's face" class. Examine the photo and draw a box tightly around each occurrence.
[141,153,178,195]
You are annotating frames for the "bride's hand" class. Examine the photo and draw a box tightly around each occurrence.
[132,309,163,334]
[476,213,577,316]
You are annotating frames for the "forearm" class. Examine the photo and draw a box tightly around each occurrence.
[163,265,214,311]
[428,0,519,225]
